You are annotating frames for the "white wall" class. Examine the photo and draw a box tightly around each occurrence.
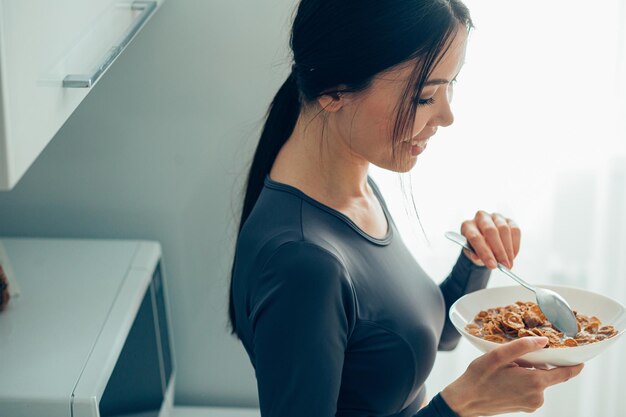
[0,0,297,407]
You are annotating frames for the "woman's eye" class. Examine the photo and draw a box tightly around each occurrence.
[415,97,435,106]
[414,77,458,106]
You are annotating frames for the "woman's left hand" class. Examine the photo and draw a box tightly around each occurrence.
[460,210,521,270]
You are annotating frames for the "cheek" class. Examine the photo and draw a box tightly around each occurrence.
[362,95,431,142]
[347,99,396,145]
[411,111,430,138]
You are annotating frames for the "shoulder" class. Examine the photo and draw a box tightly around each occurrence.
[260,240,350,287]
[249,240,358,331]
[254,240,355,307]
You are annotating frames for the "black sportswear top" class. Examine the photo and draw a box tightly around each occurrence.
[232,173,491,417]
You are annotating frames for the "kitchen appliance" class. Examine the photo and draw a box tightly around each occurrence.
[0,237,175,417]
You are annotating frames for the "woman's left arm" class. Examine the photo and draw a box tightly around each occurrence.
[438,211,521,351]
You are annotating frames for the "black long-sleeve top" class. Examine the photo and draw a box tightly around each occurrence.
[231,173,491,416]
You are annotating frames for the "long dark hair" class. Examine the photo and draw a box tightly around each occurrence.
[228,0,473,336]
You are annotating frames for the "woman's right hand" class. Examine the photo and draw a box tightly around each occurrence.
[440,336,584,416]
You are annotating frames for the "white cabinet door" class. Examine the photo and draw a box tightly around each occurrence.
[0,0,164,190]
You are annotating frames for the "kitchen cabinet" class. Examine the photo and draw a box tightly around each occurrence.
[0,0,165,190]
[0,237,175,417]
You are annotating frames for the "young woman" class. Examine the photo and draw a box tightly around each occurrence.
[228,1,584,416]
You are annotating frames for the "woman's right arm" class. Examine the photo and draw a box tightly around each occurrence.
[439,336,584,417]
[249,241,356,417]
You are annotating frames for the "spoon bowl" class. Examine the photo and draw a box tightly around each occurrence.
[444,231,579,337]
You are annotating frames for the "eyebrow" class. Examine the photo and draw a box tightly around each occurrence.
[424,79,450,86]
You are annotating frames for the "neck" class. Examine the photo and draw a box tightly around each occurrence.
[273,109,372,203]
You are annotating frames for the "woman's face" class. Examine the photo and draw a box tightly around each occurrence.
[323,25,468,173]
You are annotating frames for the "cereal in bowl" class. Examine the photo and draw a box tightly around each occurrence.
[465,301,618,348]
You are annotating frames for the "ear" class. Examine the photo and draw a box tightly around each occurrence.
[316,91,346,113]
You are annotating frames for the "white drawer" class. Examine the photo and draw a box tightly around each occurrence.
[0,0,164,190]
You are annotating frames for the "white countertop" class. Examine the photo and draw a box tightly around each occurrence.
[172,406,260,417]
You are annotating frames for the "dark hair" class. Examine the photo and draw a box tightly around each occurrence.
[228,0,473,336]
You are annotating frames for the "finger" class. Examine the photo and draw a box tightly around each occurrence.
[481,337,549,368]
[507,218,521,257]
[513,359,535,369]
[514,359,550,370]
[492,213,514,268]
[476,211,510,268]
[541,363,584,387]
[462,247,484,266]
[461,221,496,268]
[474,211,510,268]
[511,359,531,368]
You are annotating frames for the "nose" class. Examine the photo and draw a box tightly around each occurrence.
[433,89,454,127]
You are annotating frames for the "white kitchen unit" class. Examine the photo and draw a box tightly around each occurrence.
[0,237,176,417]
[0,0,165,191]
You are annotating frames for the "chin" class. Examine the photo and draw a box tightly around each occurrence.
[372,156,417,174]
[396,162,417,173]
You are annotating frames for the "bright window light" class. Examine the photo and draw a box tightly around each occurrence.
[371,3,626,415]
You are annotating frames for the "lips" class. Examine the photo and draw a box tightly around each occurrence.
[403,136,431,147]
[402,130,436,146]
[410,142,426,156]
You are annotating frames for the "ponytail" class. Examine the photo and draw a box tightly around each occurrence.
[239,71,301,235]
[228,69,302,335]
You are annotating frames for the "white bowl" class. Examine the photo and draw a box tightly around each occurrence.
[450,285,626,367]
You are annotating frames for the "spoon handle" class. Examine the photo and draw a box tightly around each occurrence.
[444,231,536,293]
[495,264,536,293]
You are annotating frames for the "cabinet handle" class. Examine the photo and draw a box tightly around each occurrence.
[63,1,157,88]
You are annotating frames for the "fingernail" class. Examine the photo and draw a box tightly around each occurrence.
[534,337,548,346]
[488,260,497,269]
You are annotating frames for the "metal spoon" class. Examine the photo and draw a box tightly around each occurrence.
[444,231,579,337]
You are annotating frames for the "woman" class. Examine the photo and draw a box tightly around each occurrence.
[228,1,584,416]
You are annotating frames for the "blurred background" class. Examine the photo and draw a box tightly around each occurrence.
[0,0,624,415]
[373,1,626,416]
